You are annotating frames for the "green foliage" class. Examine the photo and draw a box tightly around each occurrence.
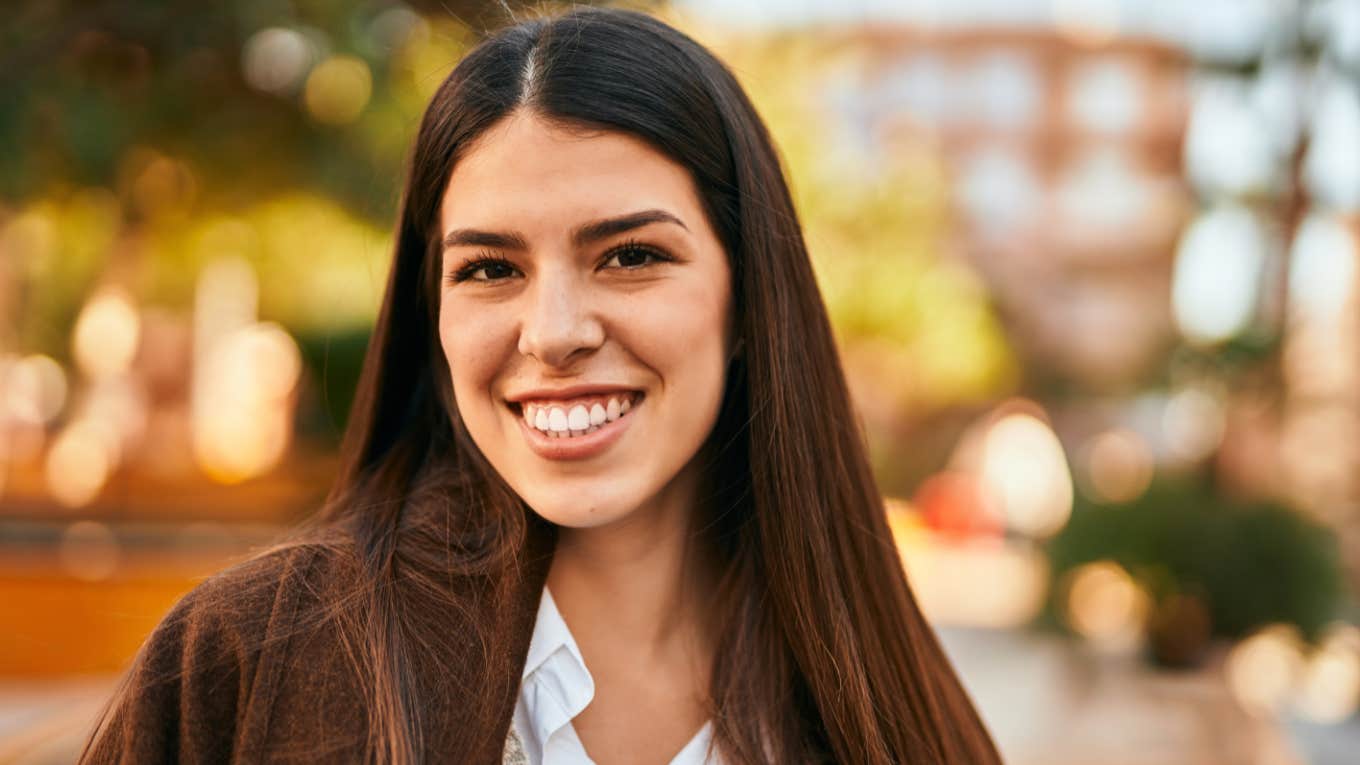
[1045,480,1347,641]
[0,0,563,217]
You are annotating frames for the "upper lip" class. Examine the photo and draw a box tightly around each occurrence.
[505,384,642,403]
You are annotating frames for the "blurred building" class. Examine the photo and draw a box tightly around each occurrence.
[684,0,1360,595]
[835,27,1189,387]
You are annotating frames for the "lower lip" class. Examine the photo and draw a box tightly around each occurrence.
[515,401,639,461]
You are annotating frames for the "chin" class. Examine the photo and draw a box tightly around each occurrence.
[517,481,641,529]
[524,497,632,529]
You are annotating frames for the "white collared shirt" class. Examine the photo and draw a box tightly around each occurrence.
[511,587,722,765]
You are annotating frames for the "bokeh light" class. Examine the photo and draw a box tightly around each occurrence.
[1288,213,1357,325]
[128,152,197,218]
[978,410,1074,538]
[900,533,1050,629]
[194,256,258,346]
[1062,560,1150,651]
[1183,76,1277,196]
[192,322,302,484]
[304,55,373,125]
[1227,624,1307,714]
[1162,385,1226,463]
[1171,203,1267,345]
[1303,75,1360,211]
[1081,427,1154,503]
[72,287,141,381]
[914,471,1004,538]
[3,354,68,425]
[242,27,314,95]
[44,419,117,508]
[1293,623,1360,724]
[0,209,58,263]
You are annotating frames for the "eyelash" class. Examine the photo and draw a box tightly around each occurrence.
[446,239,675,284]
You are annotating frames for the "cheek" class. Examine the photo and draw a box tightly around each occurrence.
[673,273,730,358]
[616,276,730,394]
[438,301,511,411]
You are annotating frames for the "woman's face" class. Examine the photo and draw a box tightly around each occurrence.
[437,112,733,529]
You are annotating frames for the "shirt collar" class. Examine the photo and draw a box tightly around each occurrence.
[515,586,724,765]
[522,586,587,681]
[517,586,596,759]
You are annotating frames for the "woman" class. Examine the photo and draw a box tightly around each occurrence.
[82,7,1001,764]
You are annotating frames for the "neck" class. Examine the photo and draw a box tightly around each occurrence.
[545,460,718,663]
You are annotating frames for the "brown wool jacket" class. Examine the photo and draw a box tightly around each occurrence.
[81,527,555,764]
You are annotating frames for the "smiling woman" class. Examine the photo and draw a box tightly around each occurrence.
[80,7,1000,765]
[439,114,734,539]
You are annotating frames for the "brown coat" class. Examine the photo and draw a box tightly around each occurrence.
[81,528,554,764]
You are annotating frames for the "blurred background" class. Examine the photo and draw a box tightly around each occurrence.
[3,0,1360,762]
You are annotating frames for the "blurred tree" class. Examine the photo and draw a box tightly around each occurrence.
[1044,479,1347,653]
[0,1,656,219]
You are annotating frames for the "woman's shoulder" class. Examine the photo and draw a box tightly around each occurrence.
[184,535,353,611]
[157,536,357,652]
[80,535,367,764]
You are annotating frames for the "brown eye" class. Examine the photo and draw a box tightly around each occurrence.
[473,261,517,280]
[450,256,520,283]
[602,244,671,270]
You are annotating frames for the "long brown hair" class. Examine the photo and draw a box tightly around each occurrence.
[97,7,1002,764]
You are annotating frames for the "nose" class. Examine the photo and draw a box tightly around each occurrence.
[516,269,605,368]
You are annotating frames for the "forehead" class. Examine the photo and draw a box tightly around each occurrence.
[439,112,706,231]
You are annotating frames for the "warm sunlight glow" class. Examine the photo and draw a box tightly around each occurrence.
[980,412,1074,537]
[1227,624,1306,714]
[1063,560,1149,650]
[1082,428,1153,503]
[72,288,141,380]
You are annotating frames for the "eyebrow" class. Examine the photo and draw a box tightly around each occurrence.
[441,209,689,251]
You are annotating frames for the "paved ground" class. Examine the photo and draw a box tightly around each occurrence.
[0,677,111,764]
[937,627,1359,765]
[0,628,1356,764]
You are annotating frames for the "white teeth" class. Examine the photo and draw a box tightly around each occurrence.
[521,394,640,439]
[568,405,590,430]
[548,407,568,432]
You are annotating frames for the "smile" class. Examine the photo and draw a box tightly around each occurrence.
[518,391,642,437]
[510,391,643,461]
